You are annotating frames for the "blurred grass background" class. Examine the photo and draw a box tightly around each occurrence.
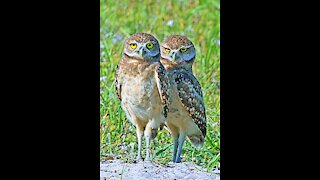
[100,0,220,171]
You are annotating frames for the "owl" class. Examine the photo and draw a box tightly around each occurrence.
[160,35,206,163]
[114,32,170,161]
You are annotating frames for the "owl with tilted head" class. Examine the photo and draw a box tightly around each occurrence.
[160,35,207,163]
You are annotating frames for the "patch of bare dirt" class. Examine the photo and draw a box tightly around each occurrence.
[100,159,220,180]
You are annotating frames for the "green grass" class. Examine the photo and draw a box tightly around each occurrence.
[100,0,220,172]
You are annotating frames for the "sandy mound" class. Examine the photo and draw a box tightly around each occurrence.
[100,159,220,180]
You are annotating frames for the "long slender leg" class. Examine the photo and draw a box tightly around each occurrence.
[167,123,179,162]
[144,120,158,161]
[145,135,151,161]
[136,126,144,160]
[175,134,185,163]
[172,135,179,162]
[144,124,152,161]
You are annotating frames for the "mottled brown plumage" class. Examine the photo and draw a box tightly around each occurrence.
[160,35,206,163]
[162,35,194,49]
[115,33,170,160]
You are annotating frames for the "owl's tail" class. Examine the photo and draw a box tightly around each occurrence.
[187,135,205,148]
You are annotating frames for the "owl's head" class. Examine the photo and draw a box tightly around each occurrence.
[123,33,160,62]
[161,35,196,70]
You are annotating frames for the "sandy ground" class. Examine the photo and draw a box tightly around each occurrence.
[100,159,220,180]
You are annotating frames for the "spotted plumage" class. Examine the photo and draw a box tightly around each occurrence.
[160,35,206,163]
[114,32,170,161]
[114,64,121,102]
[174,70,206,136]
[155,63,170,119]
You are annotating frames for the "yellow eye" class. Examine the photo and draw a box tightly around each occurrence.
[164,48,170,53]
[146,43,153,49]
[180,48,187,52]
[130,43,137,49]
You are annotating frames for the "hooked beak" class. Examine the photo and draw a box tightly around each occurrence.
[170,51,177,61]
[139,46,147,56]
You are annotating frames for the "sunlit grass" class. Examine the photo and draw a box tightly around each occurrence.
[100,0,220,171]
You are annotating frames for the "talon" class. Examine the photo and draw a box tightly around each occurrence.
[175,157,182,163]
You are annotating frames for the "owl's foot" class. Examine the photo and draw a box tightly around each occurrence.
[174,134,185,163]
[175,156,182,163]
[145,148,152,161]
[136,155,144,162]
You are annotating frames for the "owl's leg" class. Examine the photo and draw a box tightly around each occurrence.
[172,135,179,162]
[135,124,144,161]
[145,134,151,161]
[144,119,159,161]
[145,128,158,160]
[167,124,179,162]
[175,134,186,163]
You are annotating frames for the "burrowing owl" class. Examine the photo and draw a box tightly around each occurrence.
[115,32,170,160]
[160,35,206,163]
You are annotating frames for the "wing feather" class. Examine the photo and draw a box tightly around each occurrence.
[174,71,206,137]
[154,63,170,119]
[114,64,122,102]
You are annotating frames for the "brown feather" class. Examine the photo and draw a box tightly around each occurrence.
[155,63,170,119]
[173,69,206,137]
[114,64,122,102]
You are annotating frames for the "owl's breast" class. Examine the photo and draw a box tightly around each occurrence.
[120,72,162,121]
[122,74,155,99]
